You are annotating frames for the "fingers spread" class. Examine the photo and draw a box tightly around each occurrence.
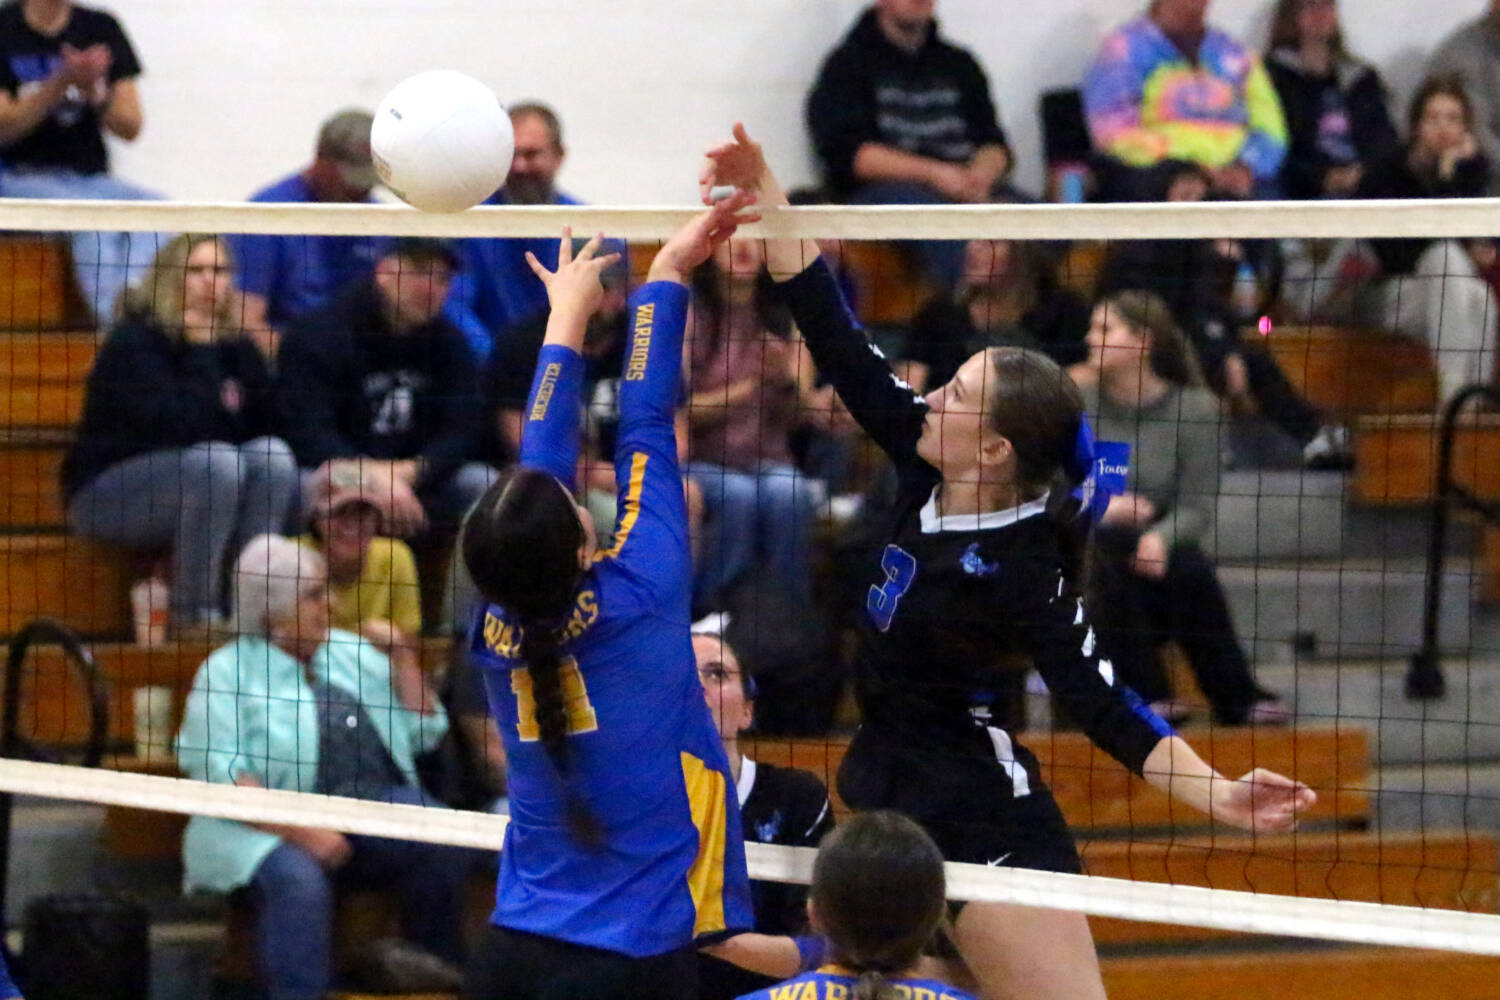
[556,226,575,266]
[576,232,606,263]
[524,251,549,281]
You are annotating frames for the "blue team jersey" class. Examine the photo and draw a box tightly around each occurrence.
[738,967,979,1000]
[469,281,752,958]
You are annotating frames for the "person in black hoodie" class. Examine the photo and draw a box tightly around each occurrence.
[806,0,1014,289]
[277,238,493,541]
[1264,0,1400,201]
[1354,74,1495,400]
[62,234,297,632]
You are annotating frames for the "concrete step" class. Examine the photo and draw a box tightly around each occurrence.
[2,797,104,926]
[1219,558,1475,663]
[1373,762,1500,837]
[1256,658,1500,765]
[1213,470,1345,562]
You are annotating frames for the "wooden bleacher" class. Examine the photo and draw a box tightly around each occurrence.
[1257,324,1439,417]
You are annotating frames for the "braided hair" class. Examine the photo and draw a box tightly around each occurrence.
[462,465,601,845]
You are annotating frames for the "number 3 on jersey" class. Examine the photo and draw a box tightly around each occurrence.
[867,544,918,632]
[510,657,599,741]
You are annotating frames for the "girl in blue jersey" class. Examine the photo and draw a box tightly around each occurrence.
[699,126,1316,1000]
[737,811,975,1000]
[461,198,761,1000]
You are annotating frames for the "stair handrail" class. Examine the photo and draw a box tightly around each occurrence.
[1408,384,1500,700]
[0,618,109,927]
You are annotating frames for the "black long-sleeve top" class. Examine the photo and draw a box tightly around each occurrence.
[1265,49,1401,201]
[1358,147,1490,276]
[775,259,1171,819]
[806,6,1010,198]
[904,288,1091,388]
[61,316,281,500]
[276,279,481,488]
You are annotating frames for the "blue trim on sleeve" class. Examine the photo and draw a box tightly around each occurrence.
[1119,682,1177,740]
[519,343,585,485]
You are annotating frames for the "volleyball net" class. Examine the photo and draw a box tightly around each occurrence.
[2,197,1500,985]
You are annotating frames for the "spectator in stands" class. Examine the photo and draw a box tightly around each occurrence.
[1072,291,1288,725]
[299,459,421,641]
[176,535,470,1000]
[806,0,1015,289]
[902,238,1091,392]
[1264,0,1400,201]
[1083,0,1288,201]
[692,619,835,1000]
[1354,74,1495,399]
[686,242,824,612]
[277,237,494,541]
[229,110,388,359]
[1429,0,1500,193]
[455,102,626,350]
[61,234,296,635]
[0,0,156,322]
[1097,160,1349,468]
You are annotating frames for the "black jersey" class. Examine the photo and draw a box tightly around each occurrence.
[740,759,834,935]
[777,259,1171,825]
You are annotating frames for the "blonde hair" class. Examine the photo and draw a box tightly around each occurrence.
[119,233,240,334]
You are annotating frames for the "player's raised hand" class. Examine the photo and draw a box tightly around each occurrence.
[527,228,620,326]
[1210,768,1317,832]
[649,191,761,285]
[700,123,783,204]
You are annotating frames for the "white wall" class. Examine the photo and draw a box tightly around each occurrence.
[102,0,1486,205]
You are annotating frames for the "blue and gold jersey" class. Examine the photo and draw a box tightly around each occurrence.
[737,967,979,1000]
[469,280,752,958]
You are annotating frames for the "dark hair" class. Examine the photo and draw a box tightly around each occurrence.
[811,811,948,1000]
[689,258,792,340]
[1408,73,1475,137]
[1094,290,1206,387]
[509,100,564,150]
[387,236,459,272]
[461,465,600,844]
[1268,0,1347,58]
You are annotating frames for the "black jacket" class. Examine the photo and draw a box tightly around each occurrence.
[1265,49,1401,201]
[62,316,281,499]
[1358,147,1490,275]
[905,288,1090,387]
[277,279,481,489]
[806,6,1009,198]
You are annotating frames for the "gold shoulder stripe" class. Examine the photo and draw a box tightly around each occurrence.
[594,452,647,563]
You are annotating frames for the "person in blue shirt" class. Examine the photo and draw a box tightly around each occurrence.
[0,946,19,999]
[230,109,488,360]
[736,810,976,1000]
[461,196,759,1000]
[453,102,628,347]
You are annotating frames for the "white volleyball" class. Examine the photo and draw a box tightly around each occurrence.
[370,71,513,213]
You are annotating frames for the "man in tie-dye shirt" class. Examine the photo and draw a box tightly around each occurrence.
[1083,0,1288,200]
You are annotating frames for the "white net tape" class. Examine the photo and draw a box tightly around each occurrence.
[1,758,1496,955]
[0,196,1498,240]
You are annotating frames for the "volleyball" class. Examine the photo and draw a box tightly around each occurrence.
[370,70,513,213]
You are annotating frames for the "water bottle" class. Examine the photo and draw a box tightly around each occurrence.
[1231,260,1259,322]
[1056,163,1087,204]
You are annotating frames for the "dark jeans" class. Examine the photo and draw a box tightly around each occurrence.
[1199,338,1322,446]
[463,924,699,1000]
[246,785,478,1000]
[1089,535,1270,723]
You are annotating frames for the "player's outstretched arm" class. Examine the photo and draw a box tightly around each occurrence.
[1142,736,1317,832]
[517,229,619,483]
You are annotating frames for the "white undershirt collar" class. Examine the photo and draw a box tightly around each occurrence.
[919,489,1050,534]
[736,755,757,807]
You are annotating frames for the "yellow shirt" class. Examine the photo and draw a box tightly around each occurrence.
[299,535,422,639]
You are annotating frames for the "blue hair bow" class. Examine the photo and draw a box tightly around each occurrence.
[1069,415,1130,525]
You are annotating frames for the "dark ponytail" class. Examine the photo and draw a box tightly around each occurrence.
[811,812,947,998]
[462,465,601,845]
[981,347,1090,589]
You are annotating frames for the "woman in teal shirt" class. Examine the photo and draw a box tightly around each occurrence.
[176,534,469,1000]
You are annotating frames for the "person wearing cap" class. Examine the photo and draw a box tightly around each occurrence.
[229,110,393,360]
[0,0,158,323]
[276,237,495,547]
[298,459,421,641]
[691,620,835,1000]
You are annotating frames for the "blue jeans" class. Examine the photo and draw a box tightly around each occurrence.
[67,437,299,622]
[247,785,479,1000]
[689,461,820,612]
[0,168,166,322]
